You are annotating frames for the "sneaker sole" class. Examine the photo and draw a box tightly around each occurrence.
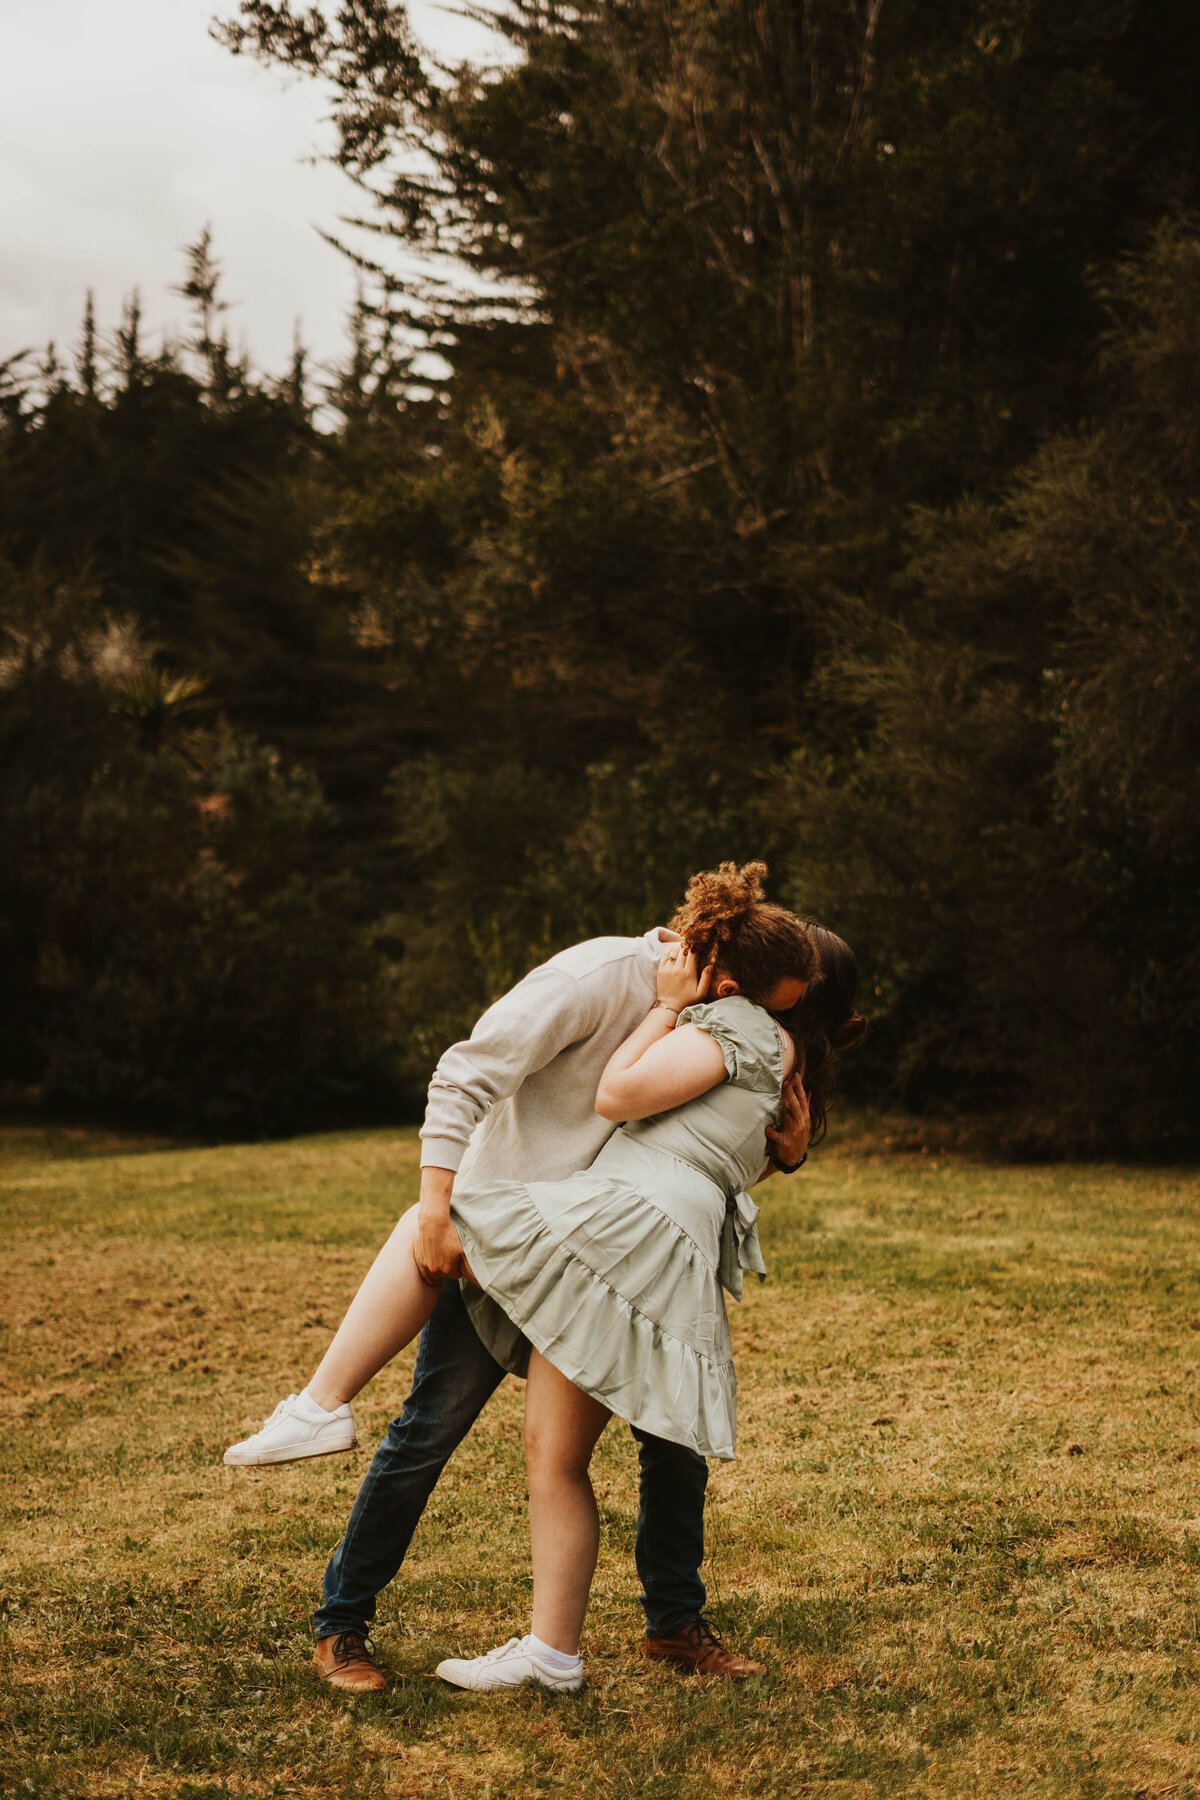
[434,1663,583,1694]
[224,1436,357,1467]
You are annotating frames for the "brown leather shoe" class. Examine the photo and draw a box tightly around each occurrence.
[642,1619,766,1679]
[313,1631,388,1693]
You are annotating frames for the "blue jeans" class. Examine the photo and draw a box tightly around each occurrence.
[314,1280,708,1640]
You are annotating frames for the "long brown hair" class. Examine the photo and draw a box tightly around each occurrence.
[670,861,818,1002]
[778,925,867,1145]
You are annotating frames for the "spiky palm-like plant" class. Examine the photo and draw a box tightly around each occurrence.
[110,666,212,755]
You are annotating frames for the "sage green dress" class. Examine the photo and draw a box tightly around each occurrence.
[450,995,786,1461]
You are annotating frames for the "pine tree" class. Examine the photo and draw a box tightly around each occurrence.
[76,291,98,399]
[173,226,238,399]
[115,289,143,382]
[773,224,1200,1149]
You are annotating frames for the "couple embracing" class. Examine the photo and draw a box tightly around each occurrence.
[225,861,866,1692]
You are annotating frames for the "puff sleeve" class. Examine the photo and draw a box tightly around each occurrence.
[675,995,783,1094]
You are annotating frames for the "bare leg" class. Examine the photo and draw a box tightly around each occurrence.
[306,1206,440,1412]
[524,1349,611,1656]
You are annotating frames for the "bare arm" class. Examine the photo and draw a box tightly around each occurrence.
[595,943,725,1121]
[595,1021,728,1121]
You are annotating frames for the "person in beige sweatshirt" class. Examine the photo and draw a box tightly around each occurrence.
[228,865,829,1692]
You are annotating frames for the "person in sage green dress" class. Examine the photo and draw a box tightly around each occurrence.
[225,866,865,1693]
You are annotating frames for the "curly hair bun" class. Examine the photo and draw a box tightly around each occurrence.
[668,861,818,1004]
[675,860,769,949]
[830,1012,867,1052]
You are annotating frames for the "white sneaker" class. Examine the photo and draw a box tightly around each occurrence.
[223,1394,357,1466]
[435,1636,584,1693]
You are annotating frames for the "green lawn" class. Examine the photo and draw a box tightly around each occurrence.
[2,1121,1199,1798]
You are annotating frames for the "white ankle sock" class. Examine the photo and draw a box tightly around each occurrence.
[527,1632,582,1672]
[297,1388,346,1422]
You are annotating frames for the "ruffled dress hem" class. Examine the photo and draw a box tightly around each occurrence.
[452,1177,738,1461]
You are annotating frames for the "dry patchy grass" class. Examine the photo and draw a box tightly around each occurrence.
[2,1123,1200,1797]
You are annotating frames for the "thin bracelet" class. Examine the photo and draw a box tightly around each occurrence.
[773,1151,808,1174]
[651,1000,680,1017]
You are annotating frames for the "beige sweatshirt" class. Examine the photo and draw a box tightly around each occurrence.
[419,927,676,1185]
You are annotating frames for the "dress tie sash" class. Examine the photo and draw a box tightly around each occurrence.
[719,1190,767,1301]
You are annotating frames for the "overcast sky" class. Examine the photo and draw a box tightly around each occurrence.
[1,0,500,382]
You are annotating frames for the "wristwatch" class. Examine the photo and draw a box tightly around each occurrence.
[773,1151,808,1174]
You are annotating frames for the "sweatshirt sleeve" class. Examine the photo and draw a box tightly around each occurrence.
[419,962,607,1171]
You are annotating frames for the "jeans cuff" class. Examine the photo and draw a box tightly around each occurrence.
[314,1619,370,1641]
[644,1608,704,1639]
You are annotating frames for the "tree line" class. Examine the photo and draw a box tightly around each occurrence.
[2,0,1197,1149]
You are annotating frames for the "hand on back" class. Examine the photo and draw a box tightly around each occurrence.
[765,1067,811,1169]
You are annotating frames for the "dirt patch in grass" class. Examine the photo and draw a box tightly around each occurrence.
[3,1124,1200,1796]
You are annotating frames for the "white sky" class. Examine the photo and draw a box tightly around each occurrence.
[1,0,502,383]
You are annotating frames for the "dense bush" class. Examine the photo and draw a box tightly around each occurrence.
[775,224,1200,1150]
[0,565,400,1136]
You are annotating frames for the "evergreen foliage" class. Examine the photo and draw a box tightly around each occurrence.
[0,294,400,1136]
[779,220,1200,1149]
[0,1,1196,1144]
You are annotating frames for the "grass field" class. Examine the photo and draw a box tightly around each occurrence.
[2,1120,1200,1798]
